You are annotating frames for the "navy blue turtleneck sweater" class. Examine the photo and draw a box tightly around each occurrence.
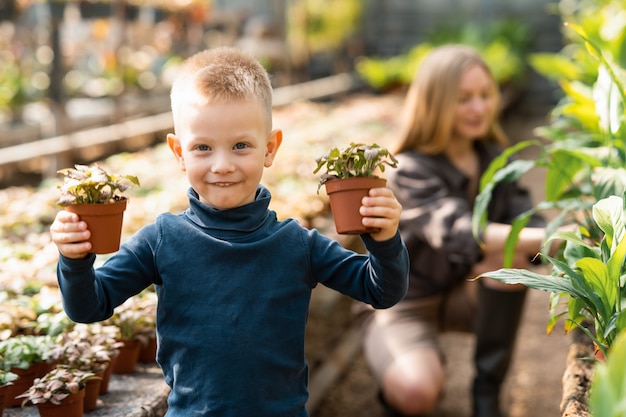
[57,185,409,416]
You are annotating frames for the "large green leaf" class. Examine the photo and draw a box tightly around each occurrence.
[528,52,583,81]
[567,22,626,105]
[472,159,536,240]
[545,148,601,201]
[478,268,581,296]
[576,258,616,318]
[590,330,626,417]
[592,167,626,201]
[503,213,531,267]
[478,140,538,190]
[593,195,626,250]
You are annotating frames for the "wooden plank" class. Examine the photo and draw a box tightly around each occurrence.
[0,74,362,170]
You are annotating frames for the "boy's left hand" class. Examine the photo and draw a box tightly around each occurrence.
[360,187,402,241]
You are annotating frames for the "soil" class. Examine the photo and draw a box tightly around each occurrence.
[302,104,576,417]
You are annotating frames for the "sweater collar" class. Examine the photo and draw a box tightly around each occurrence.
[184,185,273,234]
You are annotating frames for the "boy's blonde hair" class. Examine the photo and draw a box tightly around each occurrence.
[170,47,273,133]
[394,44,507,155]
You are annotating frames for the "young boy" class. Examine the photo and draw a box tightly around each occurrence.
[50,46,409,417]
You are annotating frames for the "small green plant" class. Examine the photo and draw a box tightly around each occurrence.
[0,335,55,371]
[313,142,398,191]
[56,163,140,207]
[16,365,96,406]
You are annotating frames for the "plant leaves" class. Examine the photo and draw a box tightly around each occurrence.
[472,159,536,241]
[478,267,581,296]
[590,329,626,417]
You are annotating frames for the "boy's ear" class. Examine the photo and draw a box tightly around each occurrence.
[167,133,185,171]
[264,129,283,168]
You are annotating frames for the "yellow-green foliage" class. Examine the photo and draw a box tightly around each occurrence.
[356,19,531,91]
[288,0,362,55]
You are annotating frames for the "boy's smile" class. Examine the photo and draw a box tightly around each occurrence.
[167,97,281,210]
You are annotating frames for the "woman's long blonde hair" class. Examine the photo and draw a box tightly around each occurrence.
[394,44,508,155]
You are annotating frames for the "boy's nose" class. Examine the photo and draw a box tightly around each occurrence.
[211,152,235,173]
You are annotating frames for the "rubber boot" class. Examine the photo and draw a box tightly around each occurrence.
[472,283,527,417]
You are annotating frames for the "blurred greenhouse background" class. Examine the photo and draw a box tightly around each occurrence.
[0,0,567,186]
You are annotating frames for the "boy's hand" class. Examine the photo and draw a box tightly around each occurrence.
[49,211,92,259]
[360,187,402,242]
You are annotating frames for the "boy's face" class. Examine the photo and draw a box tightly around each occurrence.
[167,98,282,210]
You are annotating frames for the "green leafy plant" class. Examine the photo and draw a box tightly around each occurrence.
[56,163,140,207]
[472,14,626,268]
[480,194,626,356]
[16,365,96,406]
[590,328,626,417]
[0,357,18,386]
[0,335,54,371]
[313,142,398,191]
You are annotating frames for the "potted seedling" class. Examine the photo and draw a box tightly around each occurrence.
[17,365,97,417]
[0,334,56,407]
[56,163,140,254]
[103,296,156,374]
[49,323,123,411]
[314,142,398,234]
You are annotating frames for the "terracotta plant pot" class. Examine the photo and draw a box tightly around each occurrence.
[138,337,157,363]
[112,339,141,374]
[65,199,128,254]
[0,385,7,416]
[324,177,387,235]
[4,365,37,407]
[36,388,85,417]
[98,354,118,395]
[83,370,104,412]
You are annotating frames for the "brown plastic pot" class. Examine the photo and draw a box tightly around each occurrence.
[65,199,128,254]
[324,177,387,235]
[4,365,38,407]
[83,370,104,412]
[36,388,85,417]
[112,339,142,375]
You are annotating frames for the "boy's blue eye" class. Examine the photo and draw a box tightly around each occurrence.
[197,144,210,151]
[234,143,248,150]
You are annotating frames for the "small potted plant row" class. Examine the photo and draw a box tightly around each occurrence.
[0,334,56,408]
[48,323,123,410]
[314,142,398,234]
[56,163,140,254]
[16,365,97,417]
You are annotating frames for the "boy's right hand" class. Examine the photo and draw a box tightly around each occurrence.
[49,211,92,259]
